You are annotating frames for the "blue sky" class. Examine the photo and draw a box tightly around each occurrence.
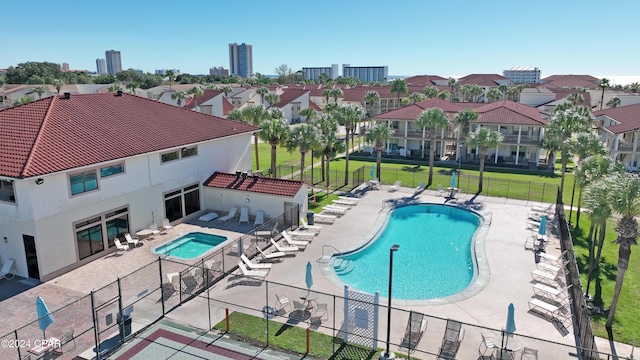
[3,0,638,80]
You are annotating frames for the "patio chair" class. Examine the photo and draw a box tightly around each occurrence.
[521,347,538,360]
[282,231,310,248]
[198,212,219,222]
[239,207,250,224]
[51,330,75,355]
[332,199,357,206]
[256,244,286,261]
[300,218,322,232]
[415,181,425,193]
[218,207,238,224]
[528,298,564,319]
[124,233,141,247]
[390,180,401,191]
[538,250,568,265]
[322,205,348,215]
[314,214,336,224]
[254,210,265,226]
[399,310,428,352]
[478,332,498,356]
[437,319,465,360]
[536,262,568,275]
[284,229,316,240]
[161,272,180,299]
[275,294,292,314]
[240,254,272,270]
[310,303,328,326]
[114,238,130,252]
[236,262,268,279]
[270,238,298,254]
[438,184,444,196]
[256,221,278,237]
[338,196,359,203]
[0,258,16,280]
[161,218,174,232]
[181,271,199,295]
[531,269,565,286]
[149,223,161,236]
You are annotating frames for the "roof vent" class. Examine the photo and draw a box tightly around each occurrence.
[116,90,123,97]
[235,171,242,177]
[252,174,259,180]
[242,172,248,179]
[63,92,71,100]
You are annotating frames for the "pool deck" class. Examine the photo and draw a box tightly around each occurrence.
[0,185,633,359]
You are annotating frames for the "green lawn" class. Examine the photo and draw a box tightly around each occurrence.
[251,143,313,176]
[214,312,416,359]
[308,192,339,213]
[569,212,640,344]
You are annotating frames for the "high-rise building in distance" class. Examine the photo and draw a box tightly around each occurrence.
[210,67,229,77]
[302,64,339,81]
[105,50,122,75]
[96,59,107,74]
[229,43,253,78]
[61,63,70,72]
[503,66,541,84]
[342,65,388,83]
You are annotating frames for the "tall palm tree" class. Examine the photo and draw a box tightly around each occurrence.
[469,84,484,102]
[423,86,438,99]
[416,108,450,186]
[171,90,187,107]
[264,93,280,108]
[627,82,640,93]
[364,90,380,118]
[165,70,175,91]
[598,78,611,110]
[546,104,593,194]
[256,86,269,106]
[567,93,585,106]
[188,86,203,109]
[332,104,364,183]
[317,124,344,188]
[516,84,529,102]
[466,127,503,192]
[454,109,480,164]
[126,81,139,95]
[52,79,64,94]
[607,97,621,108]
[569,133,608,226]
[460,84,472,102]
[583,176,613,298]
[497,84,508,100]
[259,118,290,178]
[365,123,391,180]
[605,173,640,330]
[314,114,338,183]
[32,86,45,99]
[486,88,502,103]
[220,85,233,98]
[390,78,408,109]
[300,107,317,123]
[447,77,458,100]
[322,89,332,105]
[269,107,285,120]
[227,108,243,121]
[286,124,319,181]
[329,87,343,103]
[410,92,426,104]
[506,85,519,101]
[437,90,450,100]
[242,106,271,171]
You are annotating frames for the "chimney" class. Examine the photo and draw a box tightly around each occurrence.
[63,92,71,100]
[116,90,123,97]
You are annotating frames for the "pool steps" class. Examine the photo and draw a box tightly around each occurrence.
[332,258,354,275]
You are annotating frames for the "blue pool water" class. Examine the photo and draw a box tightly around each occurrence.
[335,204,480,300]
[152,232,227,260]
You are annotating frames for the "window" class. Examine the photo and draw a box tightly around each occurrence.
[161,151,179,163]
[100,163,124,178]
[181,147,197,158]
[75,207,129,260]
[70,170,98,195]
[164,184,200,221]
[0,180,16,203]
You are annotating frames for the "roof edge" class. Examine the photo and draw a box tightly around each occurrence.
[20,96,56,177]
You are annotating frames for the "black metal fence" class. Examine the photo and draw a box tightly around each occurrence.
[276,164,368,191]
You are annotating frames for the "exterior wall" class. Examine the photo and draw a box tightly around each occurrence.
[279,93,310,124]
[1,133,253,280]
[519,89,556,107]
[503,67,541,84]
[204,186,308,220]
[302,65,339,81]
[342,65,388,82]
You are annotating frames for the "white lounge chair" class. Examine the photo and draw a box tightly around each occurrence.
[198,212,219,222]
[528,298,564,318]
[536,262,567,275]
[415,181,425,193]
[239,207,249,224]
[254,210,265,226]
[256,221,279,237]
[0,258,16,280]
[283,229,315,240]
[332,199,356,206]
[237,262,268,279]
[161,218,173,232]
[338,196,359,202]
[149,223,161,236]
[114,238,130,252]
[256,244,286,261]
[270,238,298,254]
[240,254,272,270]
[539,250,568,265]
[300,218,321,232]
[314,213,336,223]
[218,207,238,224]
[322,206,347,215]
[281,231,310,248]
[390,180,401,191]
[531,269,564,285]
[124,233,141,247]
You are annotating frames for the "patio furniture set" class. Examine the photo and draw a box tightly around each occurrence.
[113,218,174,252]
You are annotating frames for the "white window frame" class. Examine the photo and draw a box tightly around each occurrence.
[161,146,198,164]
[99,162,126,179]
[68,169,99,197]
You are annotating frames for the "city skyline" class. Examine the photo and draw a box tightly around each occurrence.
[2,0,639,83]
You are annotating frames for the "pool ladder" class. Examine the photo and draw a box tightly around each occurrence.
[318,245,355,275]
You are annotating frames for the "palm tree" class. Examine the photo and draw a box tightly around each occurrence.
[126,81,139,95]
[460,84,472,102]
[32,86,45,100]
[227,108,243,121]
[423,86,438,99]
[52,79,64,94]
[108,81,122,93]
[300,107,317,123]
[171,90,187,107]
[410,92,426,104]
[390,78,408,109]
[332,104,364,183]
[220,85,233,98]
[314,114,339,183]
[165,70,175,90]
[365,123,391,180]
[269,107,285,120]
[256,86,269,106]
[206,83,219,90]
[188,86,203,109]
[364,90,380,118]
[286,124,319,181]
[259,118,290,178]
[605,173,640,330]
[497,84,508,100]
[583,177,613,298]
[416,108,450,186]
[454,109,480,165]
[486,88,502,102]
[546,104,593,194]
[469,84,484,102]
[569,133,608,226]
[437,90,450,100]
[466,127,503,192]
[627,82,640,93]
[329,87,343,103]
[264,93,280,108]
[516,84,529,102]
[506,85,519,101]
[607,96,621,108]
[322,89,331,105]
[242,106,271,171]
[598,78,611,110]
[447,77,458,100]
[317,122,345,188]
[567,93,585,106]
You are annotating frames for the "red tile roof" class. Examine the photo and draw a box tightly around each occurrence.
[272,89,309,108]
[222,97,234,115]
[404,75,446,86]
[459,74,509,87]
[374,99,482,120]
[540,75,600,89]
[184,89,224,110]
[308,100,322,111]
[594,103,640,134]
[0,93,258,178]
[203,172,306,197]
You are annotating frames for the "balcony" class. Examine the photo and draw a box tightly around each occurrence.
[617,143,634,152]
[501,134,541,145]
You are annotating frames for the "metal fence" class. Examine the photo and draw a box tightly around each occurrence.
[556,188,600,360]
[276,164,368,191]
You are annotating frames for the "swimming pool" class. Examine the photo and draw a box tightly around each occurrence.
[334,204,481,300]
[152,232,227,260]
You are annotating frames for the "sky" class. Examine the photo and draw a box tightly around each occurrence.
[2,0,639,84]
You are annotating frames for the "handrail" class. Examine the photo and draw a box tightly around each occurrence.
[317,244,344,263]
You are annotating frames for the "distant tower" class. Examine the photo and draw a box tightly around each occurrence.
[96,59,107,74]
[229,43,253,78]
[105,50,122,75]
[61,63,70,72]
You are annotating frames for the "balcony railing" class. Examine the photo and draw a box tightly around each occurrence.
[617,144,635,152]
[501,134,541,144]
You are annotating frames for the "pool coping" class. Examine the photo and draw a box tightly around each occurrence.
[319,200,491,306]
[150,231,232,262]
